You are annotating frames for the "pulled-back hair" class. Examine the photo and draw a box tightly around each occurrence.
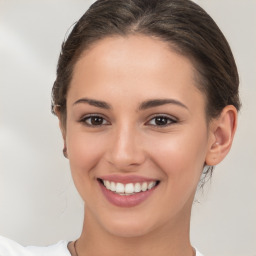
[52,0,240,123]
[52,0,240,125]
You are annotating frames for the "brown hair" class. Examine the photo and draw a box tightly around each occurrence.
[52,0,240,122]
[51,0,241,179]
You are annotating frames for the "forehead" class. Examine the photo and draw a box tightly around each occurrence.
[68,35,205,110]
[75,35,194,79]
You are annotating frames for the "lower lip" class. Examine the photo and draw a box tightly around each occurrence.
[98,181,158,207]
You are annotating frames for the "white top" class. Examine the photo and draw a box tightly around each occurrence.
[0,235,204,256]
[0,236,70,256]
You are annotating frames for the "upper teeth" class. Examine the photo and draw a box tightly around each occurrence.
[102,180,157,195]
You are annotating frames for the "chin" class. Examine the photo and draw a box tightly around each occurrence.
[106,223,152,238]
[99,213,158,238]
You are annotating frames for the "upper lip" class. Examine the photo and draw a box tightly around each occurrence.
[98,175,159,184]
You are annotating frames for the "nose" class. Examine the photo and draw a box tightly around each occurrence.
[105,124,146,171]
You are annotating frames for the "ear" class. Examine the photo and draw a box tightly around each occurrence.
[205,105,238,166]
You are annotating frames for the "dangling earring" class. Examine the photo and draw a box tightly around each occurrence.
[63,146,68,158]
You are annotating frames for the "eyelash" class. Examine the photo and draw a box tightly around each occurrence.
[146,114,177,127]
[79,114,177,128]
[79,114,110,127]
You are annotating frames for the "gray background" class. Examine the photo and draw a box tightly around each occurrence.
[0,1,255,255]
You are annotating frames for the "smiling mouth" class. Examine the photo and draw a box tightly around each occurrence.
[97,178,160,196]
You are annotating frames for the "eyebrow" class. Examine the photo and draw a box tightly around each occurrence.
[73,97,188,111]
[73,98,111,109]
[139,99,188,110]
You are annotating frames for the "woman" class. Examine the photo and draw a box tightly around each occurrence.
[0,0,240,255]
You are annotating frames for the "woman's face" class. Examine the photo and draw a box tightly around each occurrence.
[64,35,214,237]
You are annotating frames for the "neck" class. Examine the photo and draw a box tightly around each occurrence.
[75,204,194,256]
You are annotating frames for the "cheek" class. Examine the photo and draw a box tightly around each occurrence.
[147,132,208,213]
[65,129,107,191]
[66,119,111,159]
[147,129,208,183]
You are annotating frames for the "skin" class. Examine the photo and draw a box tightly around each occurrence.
[58,35,237,256]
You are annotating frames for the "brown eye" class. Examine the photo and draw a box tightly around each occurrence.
[81,115,109,126]
[155,117,169,126]
[147,115,177,126]
[90,116,104,125]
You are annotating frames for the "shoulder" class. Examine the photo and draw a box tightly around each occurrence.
[0,236,71,256]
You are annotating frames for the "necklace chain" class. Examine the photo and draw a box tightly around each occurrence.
[72,240,196,256]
